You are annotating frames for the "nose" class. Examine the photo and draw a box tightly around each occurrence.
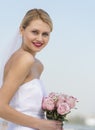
[37,34,43,42]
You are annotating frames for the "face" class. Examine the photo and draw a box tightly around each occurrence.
[20,19,51,55]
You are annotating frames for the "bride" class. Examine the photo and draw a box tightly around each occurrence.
[0,8,63,130]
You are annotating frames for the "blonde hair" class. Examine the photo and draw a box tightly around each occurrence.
[20,8,53,32]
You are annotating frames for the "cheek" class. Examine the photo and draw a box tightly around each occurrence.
[44,40,49,46]
[24,32,33,40]
[45,37,50,44]
[24,36,32,43]
[22,33,29,41]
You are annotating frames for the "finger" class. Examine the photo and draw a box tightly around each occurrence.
[56,124,63,130]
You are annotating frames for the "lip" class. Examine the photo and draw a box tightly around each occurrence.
[32,42,43,47]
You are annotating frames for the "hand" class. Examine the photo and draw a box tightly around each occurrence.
[57,122,64,130]
[38,119,63,130]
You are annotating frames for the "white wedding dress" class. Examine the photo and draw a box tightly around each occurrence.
[7,78,46,130]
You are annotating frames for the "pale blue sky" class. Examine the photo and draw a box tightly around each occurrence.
[0,0,95,117]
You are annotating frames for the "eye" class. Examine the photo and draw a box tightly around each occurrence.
[42,32,49,37]
[31,30,39,35]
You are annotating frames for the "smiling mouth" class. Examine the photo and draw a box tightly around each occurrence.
[33,42,43,47]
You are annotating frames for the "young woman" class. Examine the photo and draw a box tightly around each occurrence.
[0,9,63,130]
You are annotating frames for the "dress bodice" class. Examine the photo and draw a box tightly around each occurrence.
[7,78,47,130]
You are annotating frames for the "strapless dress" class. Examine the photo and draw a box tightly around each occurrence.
[7,78,47,130]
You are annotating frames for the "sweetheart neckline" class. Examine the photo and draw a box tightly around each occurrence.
[21,78,41,86]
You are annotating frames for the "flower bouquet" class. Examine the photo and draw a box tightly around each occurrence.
[42,92,78,123]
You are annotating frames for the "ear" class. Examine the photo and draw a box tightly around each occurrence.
[19,26,24,36]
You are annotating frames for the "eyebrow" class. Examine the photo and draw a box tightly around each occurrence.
[32,29,50,33]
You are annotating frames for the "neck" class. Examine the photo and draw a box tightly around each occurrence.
[20,45,36,57]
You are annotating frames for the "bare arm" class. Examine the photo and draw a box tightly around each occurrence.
[0,53,40,128]
[0,53,62,130]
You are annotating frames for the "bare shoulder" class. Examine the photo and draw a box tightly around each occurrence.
[4,51,35,80]
[8,51,35,70]
[16,51,35,65]
[35,58,44,72]
[1,51,35,104]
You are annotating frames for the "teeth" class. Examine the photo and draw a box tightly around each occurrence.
[35,43,41,45]
[33,42,42,47]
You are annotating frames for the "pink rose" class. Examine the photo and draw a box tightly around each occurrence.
[57,102,70,115]
[58,94,66,101]
[42,92,78,122]
[66,96,77,109]
[42,97,55,111]
[56,97,65,107]
[49,92,58,102]
[56,93,68,107]
[59,93,68,99]
[49,92,57,98]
